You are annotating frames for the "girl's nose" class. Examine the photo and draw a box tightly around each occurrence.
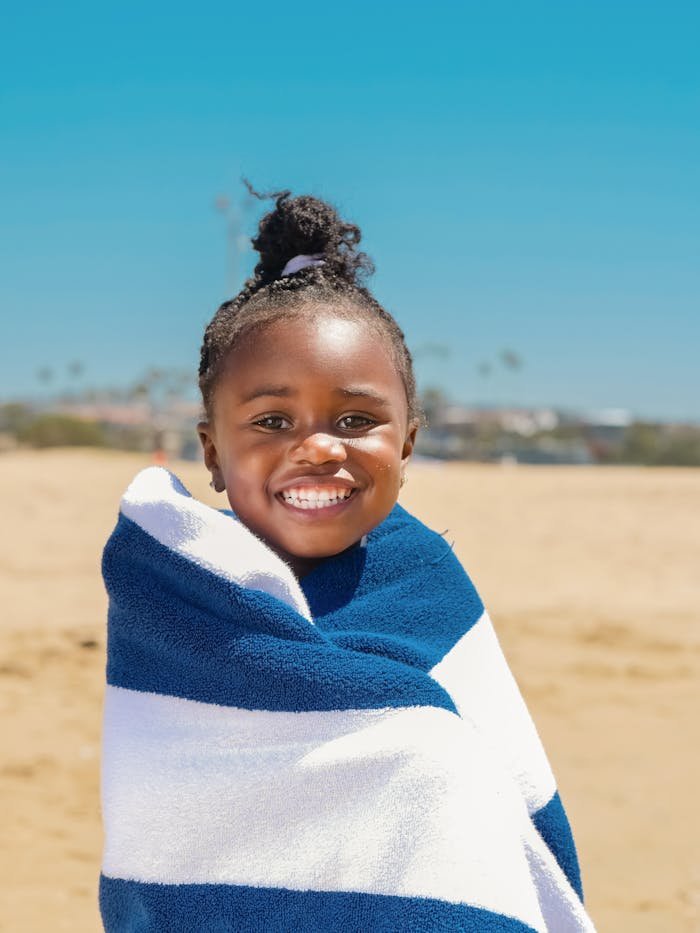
[290,432,347,465]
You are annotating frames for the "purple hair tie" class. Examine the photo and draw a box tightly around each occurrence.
[281,253,325,277]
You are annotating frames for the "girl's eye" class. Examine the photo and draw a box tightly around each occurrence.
[253,415,290,430]
[338,415,375,431]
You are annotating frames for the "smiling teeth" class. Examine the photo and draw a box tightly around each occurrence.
[281,487,354,509]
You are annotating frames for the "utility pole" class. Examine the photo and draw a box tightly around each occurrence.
[214,192,253,296]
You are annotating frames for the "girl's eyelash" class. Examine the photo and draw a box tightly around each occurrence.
[252,414,376,431]
[338,415,376,430]
[253,415,290,429]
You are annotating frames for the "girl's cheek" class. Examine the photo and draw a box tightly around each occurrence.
[349,434,396,453]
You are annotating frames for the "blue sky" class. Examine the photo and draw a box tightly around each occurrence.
[2,1,698,420]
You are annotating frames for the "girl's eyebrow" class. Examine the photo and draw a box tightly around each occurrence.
[335,386,390,406]
[240,385,390,406]
[240,385,294,403]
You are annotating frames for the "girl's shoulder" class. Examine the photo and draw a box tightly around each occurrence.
[367,503,467,576]
[307,502,481,608]
[303,503,485,668]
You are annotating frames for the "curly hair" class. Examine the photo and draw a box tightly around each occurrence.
[199,185,419,422]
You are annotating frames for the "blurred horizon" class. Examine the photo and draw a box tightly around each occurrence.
[2,2,698,421]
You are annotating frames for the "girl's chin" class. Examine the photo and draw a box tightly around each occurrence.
[269,537,363,571]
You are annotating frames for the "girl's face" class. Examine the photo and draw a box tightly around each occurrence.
[198,313,417,577]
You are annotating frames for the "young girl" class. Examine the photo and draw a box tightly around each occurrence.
[100,190,595,931]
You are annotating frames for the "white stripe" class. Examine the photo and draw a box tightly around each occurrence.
[430,611,556,813]
[523,831,596,932]
[101,685,548,930]
[120,467,311,619]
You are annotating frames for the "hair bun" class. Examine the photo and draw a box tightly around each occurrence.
[245,183,374,285]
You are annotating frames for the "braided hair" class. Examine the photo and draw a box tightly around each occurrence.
[198,186,419,423]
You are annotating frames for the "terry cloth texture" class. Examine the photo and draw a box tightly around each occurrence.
[100,467,596,932]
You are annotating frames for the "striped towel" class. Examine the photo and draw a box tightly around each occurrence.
[100,466,596,932]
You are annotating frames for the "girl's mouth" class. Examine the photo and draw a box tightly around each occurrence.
[276,486,357,512]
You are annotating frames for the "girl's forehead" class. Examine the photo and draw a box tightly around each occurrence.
[270,312,375,346]
[217,315,407,405]
[233,315,392,374]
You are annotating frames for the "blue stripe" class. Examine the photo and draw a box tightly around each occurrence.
[303,504,485,669]
[100,876,538,933]
[103,514,456,714]
[532,791,584,900]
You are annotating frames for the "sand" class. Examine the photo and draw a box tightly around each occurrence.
[1,449,698,932]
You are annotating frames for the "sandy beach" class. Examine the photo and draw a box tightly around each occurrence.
[1,448,698,932]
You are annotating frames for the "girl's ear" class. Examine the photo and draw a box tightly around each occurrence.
[197,421,224,489]
[401,420,419,466]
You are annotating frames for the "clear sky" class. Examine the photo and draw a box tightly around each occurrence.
[2,1,698,420]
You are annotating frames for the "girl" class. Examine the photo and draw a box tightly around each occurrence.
[100,190,595,931]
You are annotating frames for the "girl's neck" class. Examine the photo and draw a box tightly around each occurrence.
[276,540,364,580]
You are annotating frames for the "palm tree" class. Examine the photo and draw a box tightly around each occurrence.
[500,349,522,371]
[36,366,53,387]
